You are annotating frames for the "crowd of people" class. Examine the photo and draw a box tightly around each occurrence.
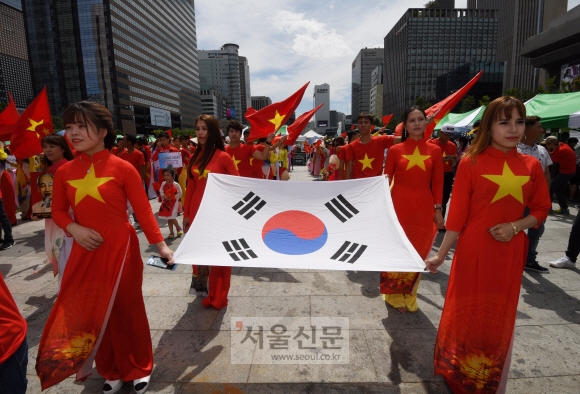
[0,96,579,393]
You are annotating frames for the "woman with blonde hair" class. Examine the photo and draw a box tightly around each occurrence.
[425,96,551,393]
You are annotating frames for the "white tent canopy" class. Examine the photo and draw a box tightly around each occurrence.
[303,130,324,139]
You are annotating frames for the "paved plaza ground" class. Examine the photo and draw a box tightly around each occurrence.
[2,165,580,393]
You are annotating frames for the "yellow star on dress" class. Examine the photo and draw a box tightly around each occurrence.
[27,118,44,138]
[359,154,375,171]
[194,169,210,179]
[268,110,286,130]
[402,146,431,171]
[250,158,254,165]
[482,161,530,204]
[231,155,241,170]
[67,164,114,205]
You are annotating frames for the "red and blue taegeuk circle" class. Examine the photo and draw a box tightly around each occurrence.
[262,210,328,255]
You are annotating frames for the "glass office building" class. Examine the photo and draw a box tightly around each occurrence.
[22,0,201,133]
[468,0,568,92]
[383,8,498,117]
[351,48,384,118]
[0,0,33,108]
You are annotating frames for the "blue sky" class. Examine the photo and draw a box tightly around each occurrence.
[196,0,580,118]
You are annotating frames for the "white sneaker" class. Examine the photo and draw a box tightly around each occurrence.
[549,256,576,268]
[133,375,151,394]
[103,379,122,394]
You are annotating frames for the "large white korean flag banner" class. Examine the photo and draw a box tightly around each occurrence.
[174,174,425,272]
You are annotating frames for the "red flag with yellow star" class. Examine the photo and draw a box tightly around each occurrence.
[245,82,309,142]
[0,92,20,139]
[394,71,483,137]
[10,87,53,159]
[285,103,324,145]
[382,114,393,126]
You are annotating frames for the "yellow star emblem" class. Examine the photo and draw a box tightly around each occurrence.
[358,153,375,171]
[402,146,431,171]
[194,169,210,179]
[231,155,241,170]
[268,110,286,130]
[250,158,254,165]
[482,161,530,204]
[27,118,45,138]
[67,164,114,205]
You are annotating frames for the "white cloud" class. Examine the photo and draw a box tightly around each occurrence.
[274,10,349,58]
[195,1,432,116]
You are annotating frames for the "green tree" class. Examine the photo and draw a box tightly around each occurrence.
[424,1,440,8]
[478,95,491,107]
[414,97,432,110]
[52,115,64,131]
[386,117,399,134]
[0,101,7,112]
[460,95,476,113]
[504,87,521,98]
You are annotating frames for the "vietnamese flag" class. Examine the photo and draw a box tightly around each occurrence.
[0,92,19,139]
[10,87,53,159]
[382,114,393,127]
[245,82,309,142]
[285,103,324,145]
[394,71,484,136]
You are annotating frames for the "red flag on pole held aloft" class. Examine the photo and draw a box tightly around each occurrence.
[0,92,20,139]
[245,82,309,142]
[350,123,355,130]
[10,87,53,159]
[394,70,484,136]
[382,114,393,127]
[285,103,324,145]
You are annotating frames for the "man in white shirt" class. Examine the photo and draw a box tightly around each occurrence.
[517,116,552,273]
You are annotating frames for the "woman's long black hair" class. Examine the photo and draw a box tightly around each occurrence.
[188,114,225,178]
[400,105,427,142]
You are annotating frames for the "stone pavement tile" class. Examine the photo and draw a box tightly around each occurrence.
[247,330,376,383]
[537,240,569,253]
[345,270,381,297]
[228,271,273,297]
[506,376,580,394]
[178,382,451,393]
[142,273,193,296]
[541,227,576,240]
[25,375,50,394]
[567,324,580,336]
[414,294,445,328]
[509,325,580,379]
[145,296,220,331]
[151,330,251,384]
[269,271,350,296]
[211,296,311,331]
[364,327,441,383]
[516,291,580,326]
[2,229,45,258]
[311,296,387,330]
[12,290,56,320]
[522,267,580,292]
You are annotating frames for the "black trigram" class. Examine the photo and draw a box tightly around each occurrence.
[232,192,266,220]
[330,241,367,264]
[325,194,359,223]
[222,239,258,262]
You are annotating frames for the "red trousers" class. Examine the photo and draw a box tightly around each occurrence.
[192,265,231,310]
[94,237,152,381]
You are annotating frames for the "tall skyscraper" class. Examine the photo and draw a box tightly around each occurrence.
[383,7,498,117]
[351,48,384,118]
[313,83,330,135]
[199,43,242,119]
[0,0,34,108]
[370,65,383,119]
[238,56,251,121]
[467,0,568,92]
[251,96,272,110]
[22,0,201,133]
